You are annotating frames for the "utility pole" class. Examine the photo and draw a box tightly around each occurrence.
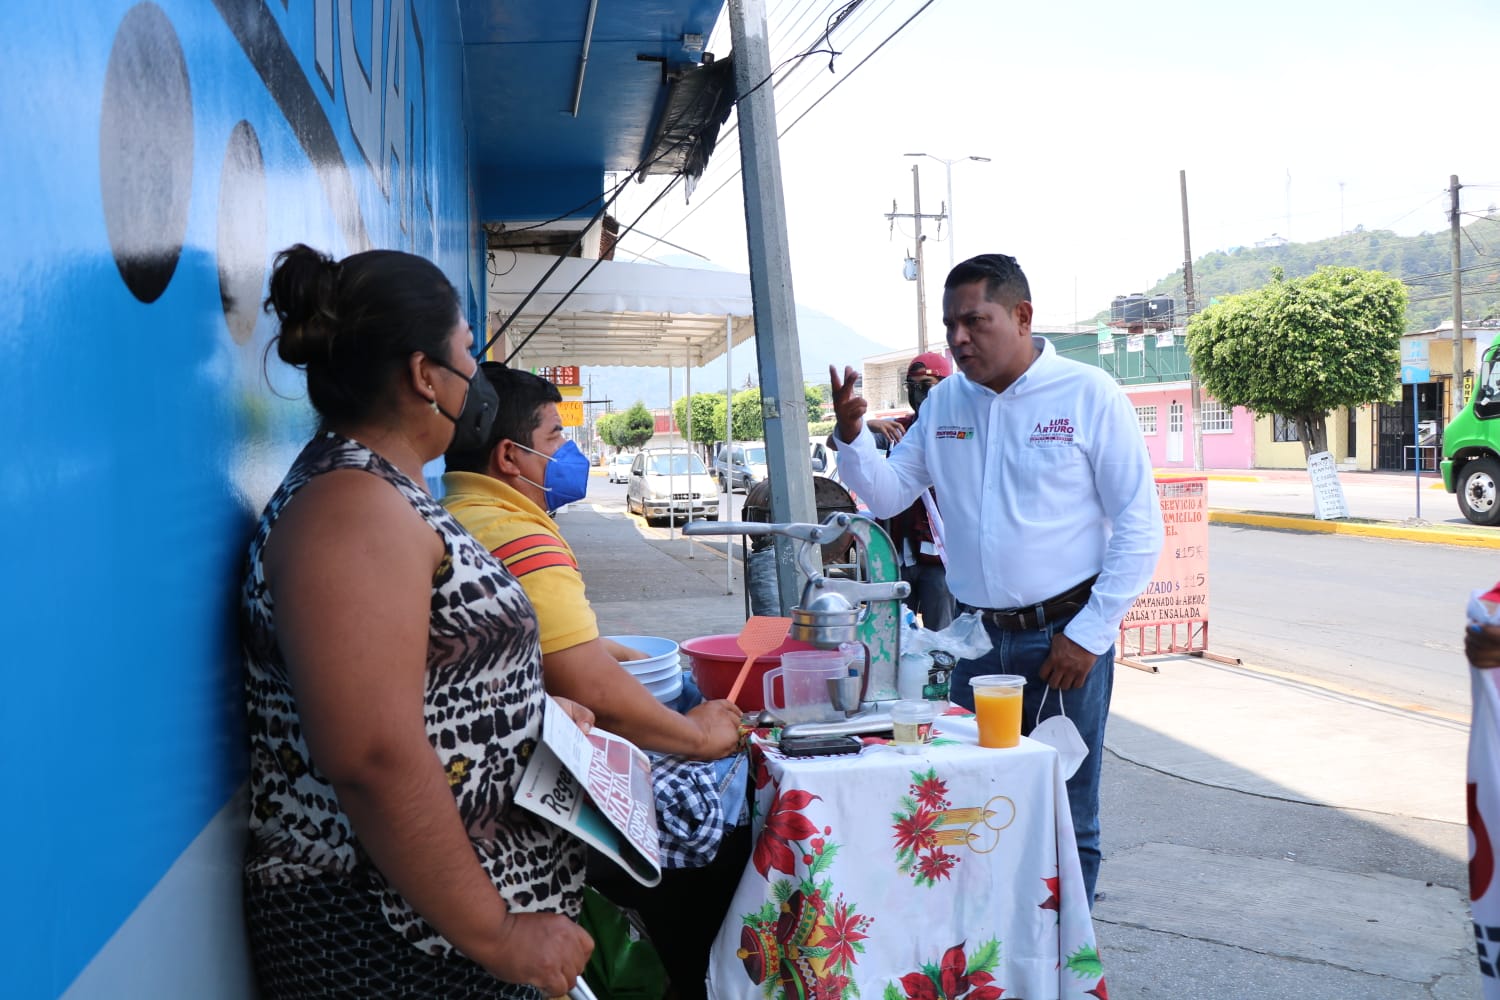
[728,0,817,613]
[913,166,928,353]
[885,163,946,353]
[1181,169,1205,472]
[904,153,991,272]
[1452,174,1465,419]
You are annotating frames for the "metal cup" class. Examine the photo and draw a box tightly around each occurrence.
[826,675,864,716]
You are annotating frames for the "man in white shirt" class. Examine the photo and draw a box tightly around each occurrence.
[830,253,1163,905]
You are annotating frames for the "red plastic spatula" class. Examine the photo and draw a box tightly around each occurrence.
[727,615,793,705]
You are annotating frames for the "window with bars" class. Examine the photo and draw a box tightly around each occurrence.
[1201,399,1234,433]
[1136,405,1158,435]
[1168,401,1184,433]
[1273,413,1301,442]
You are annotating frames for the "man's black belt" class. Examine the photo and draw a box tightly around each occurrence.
[964,575,1098,631]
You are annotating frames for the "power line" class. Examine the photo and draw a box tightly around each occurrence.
[626,0,940,261]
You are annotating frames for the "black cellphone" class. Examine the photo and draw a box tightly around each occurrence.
[780,734,863,758]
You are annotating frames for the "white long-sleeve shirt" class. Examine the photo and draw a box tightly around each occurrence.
[835,337,1163,655]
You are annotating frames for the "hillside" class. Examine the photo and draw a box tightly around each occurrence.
[1105,215,1500,332]
[581,302,891,412]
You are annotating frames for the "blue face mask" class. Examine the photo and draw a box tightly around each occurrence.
[514,438,591,511]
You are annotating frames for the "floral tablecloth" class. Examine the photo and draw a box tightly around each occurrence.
[706,730,1105,1000]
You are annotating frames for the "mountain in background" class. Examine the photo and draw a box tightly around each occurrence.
[580,296,896,413]
[1106,214,1500,332]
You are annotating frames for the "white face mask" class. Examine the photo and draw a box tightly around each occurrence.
[1032,686,1088,779]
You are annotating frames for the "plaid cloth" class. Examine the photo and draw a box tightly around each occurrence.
[647,752,750,870]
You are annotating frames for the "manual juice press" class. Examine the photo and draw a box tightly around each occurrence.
[684,512,911,737]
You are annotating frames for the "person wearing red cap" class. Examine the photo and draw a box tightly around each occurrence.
[865,351,958,630]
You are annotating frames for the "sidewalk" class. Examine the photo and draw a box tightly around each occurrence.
[1173,466,1500,549]
[558,498,1479,998]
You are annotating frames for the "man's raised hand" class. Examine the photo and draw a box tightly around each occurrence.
[829,365,868,443]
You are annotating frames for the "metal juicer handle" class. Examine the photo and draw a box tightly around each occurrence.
[682,520,829,544]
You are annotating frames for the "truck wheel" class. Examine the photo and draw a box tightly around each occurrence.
[1460,457,1500,525]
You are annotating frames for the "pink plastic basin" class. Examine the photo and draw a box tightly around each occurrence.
[680,633,822,712]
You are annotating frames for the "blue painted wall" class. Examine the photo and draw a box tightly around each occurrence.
[0,2,478,994]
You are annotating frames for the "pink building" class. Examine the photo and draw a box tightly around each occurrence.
[1123,383,1254,470]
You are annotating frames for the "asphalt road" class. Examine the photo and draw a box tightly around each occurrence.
[590,468,1492,718]
[1203,523,1493,719]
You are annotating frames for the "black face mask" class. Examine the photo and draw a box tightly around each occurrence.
[907,380,939,414]
[431,359,498,453]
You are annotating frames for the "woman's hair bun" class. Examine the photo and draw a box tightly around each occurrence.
[265,243,340,367]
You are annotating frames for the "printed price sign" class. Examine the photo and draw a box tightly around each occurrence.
[1122,477,1208,628]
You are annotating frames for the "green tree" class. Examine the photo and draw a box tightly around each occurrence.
[1186,266,1407,459]
[672,392,728,454]
[730,387,763,441]
[617,401,656,450]
[596,412,623,450]
[804,382,826,423]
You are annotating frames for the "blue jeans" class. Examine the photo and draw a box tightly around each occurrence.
[902,562,957,631]
[949,612,1113,907]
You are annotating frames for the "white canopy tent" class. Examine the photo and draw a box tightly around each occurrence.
[486,253,756,369]
[486,252,755,580]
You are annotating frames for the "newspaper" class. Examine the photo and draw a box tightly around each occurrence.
[514,697,662,886]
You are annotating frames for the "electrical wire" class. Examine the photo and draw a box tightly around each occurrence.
[495,7,852,242]
[499,174,688,363]
[481,13,858,356]
[626,0,939,262]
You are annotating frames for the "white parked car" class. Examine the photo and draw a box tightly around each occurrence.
[626,450,720,525]
[608,452,634,484]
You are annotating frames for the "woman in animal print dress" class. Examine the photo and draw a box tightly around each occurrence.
[241,244,593,999]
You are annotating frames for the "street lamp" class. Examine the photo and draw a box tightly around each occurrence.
[904,152,991,271]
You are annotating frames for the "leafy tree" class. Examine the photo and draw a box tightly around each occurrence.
[1186,266,1407,459]
[804,383,826,423]
[596,412,623,450]
[616,401,656,450]
[672,392,728,454]
[730,387,763,441]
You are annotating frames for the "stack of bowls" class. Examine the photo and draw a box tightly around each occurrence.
[605,635,682,705]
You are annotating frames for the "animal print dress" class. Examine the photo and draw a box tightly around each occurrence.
[241,432,584,998]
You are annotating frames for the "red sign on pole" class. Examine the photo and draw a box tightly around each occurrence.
[534,366,580,386]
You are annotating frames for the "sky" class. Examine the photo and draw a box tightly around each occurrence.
[605,0,1500,359]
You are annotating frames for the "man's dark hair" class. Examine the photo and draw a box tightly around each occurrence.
[444,361,562,472]
[944,253,1031,308]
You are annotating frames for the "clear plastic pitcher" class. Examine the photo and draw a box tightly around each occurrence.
[763,649,846,724]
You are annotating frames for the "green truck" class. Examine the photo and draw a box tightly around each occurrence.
[1442,341,1500,524]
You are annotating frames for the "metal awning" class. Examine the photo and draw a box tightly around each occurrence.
[488,252,755,369]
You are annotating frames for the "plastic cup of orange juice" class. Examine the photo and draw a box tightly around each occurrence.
[970,675,1026,748]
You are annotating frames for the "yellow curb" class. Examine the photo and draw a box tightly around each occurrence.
[1208,509,1500,549]
[1154,470,1261,482]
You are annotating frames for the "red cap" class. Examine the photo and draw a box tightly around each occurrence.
[908,352,952,379]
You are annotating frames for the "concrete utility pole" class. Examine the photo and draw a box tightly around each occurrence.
[728,0,817,613]
[905,152,991,271]
[885,164,947,353]
[1181,170,1205,472]
[1452,174,1465,419]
